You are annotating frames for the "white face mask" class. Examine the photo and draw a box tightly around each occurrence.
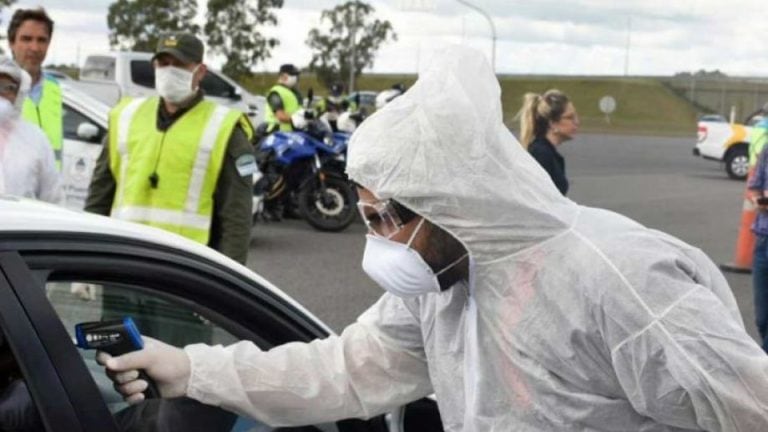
[0,97,17,122]
[284,75,298,87]
[155,65,197,104]
[362,218,467,298]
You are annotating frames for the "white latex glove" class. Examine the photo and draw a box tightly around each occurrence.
[96,336,191,404]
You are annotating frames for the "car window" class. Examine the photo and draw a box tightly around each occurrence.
[45,280,253,431]
[63,104,106,143]
[81,56,116,81]
[47,282,239,347]
[130,60,155,89]
[201,72,235,99]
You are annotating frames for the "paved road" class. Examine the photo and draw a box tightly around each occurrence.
[246,132,758,342]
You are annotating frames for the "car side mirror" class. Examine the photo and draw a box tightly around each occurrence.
[76,122,100,143]
[229,88,242,101]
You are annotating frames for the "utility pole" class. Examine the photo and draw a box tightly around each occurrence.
[349,1,358,92]
[624,16,631,76]
[456,0,496,72]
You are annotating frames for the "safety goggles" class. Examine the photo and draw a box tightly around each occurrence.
[357,199,415,239]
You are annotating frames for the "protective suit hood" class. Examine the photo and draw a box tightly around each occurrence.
[0,56,30,111]
[346,46,578,262]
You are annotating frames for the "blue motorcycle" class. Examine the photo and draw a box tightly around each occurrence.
[255,113,357,232]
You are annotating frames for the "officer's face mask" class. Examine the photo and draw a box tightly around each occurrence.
[156,65,198,104]
[362,217,467,298]
[284,75,298,88]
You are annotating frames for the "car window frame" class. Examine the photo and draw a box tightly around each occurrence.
[6,233,330,343]
[0,251,119,432]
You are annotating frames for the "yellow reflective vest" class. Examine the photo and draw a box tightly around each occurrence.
[749,119,768,166]
[23,76,63,166]
[264,84,301,131]
[107,97,243,244]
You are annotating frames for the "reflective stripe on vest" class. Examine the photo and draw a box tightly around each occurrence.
[264,85,300,131]
[111,206,211,230]
[108,97,239,244]
[22,77,63,166]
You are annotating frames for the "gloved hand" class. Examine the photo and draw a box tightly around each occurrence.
[96,336,191,404]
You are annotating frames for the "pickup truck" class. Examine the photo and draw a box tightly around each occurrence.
[70,51,265,125]
[693,115,765,180]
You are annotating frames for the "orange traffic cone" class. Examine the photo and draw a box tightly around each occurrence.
[721,170,756,274]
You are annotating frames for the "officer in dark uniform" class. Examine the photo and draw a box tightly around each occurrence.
[85,34,255,265]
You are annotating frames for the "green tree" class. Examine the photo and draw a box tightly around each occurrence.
[205,0,283,80]
[306,0,396,90]
[107,0,200,52]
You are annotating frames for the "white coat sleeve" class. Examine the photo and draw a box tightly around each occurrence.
[36,136,62,204]
[609,255,768,432]
[184,294,433,427]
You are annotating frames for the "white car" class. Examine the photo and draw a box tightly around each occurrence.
[692,115,765,180]
[59,82,110,210]
[0,197,440,431]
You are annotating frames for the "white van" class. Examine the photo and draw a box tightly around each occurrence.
[73,52,265,125]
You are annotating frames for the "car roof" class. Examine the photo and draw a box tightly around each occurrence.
[0,197,332,334]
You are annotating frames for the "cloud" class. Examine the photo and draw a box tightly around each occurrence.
[0,0,764,77]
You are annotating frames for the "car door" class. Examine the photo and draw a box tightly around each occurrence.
[60,102,107,210]
[2,233,395,432]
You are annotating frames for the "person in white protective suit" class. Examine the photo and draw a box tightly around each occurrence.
[98,46,768,431]
[0,55,59,202]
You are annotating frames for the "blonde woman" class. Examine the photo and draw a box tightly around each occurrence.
[518,90,579,195]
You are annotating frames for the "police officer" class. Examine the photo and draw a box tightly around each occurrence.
[315,82,349,131]
[7,7,62,167]
[263,64,302,132]
[316,82,347,114]
[85,33,256,264]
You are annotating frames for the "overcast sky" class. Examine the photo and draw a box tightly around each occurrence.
[4,0,767,77]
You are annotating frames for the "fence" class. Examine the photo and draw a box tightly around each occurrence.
[662,77,768,123]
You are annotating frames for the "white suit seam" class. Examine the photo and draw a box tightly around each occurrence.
[570,229,657,322]
[570,229,742,429]
[609,286,700,356]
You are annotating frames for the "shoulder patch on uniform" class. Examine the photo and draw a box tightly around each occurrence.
[235,154,258,177]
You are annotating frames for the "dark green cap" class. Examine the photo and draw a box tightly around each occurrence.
[153,33,204,64]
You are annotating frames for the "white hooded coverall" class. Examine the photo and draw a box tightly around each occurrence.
[0,57,60,203]
[183,47,768,431]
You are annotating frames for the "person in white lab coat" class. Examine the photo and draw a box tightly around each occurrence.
[0,55,59,203]
[98,46,768,432]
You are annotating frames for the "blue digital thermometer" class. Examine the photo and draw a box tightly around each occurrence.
[75,317,159,399]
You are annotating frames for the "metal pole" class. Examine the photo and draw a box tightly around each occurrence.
[456,0,496,72]
[349,1,358,92]
[624,16,631,76]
